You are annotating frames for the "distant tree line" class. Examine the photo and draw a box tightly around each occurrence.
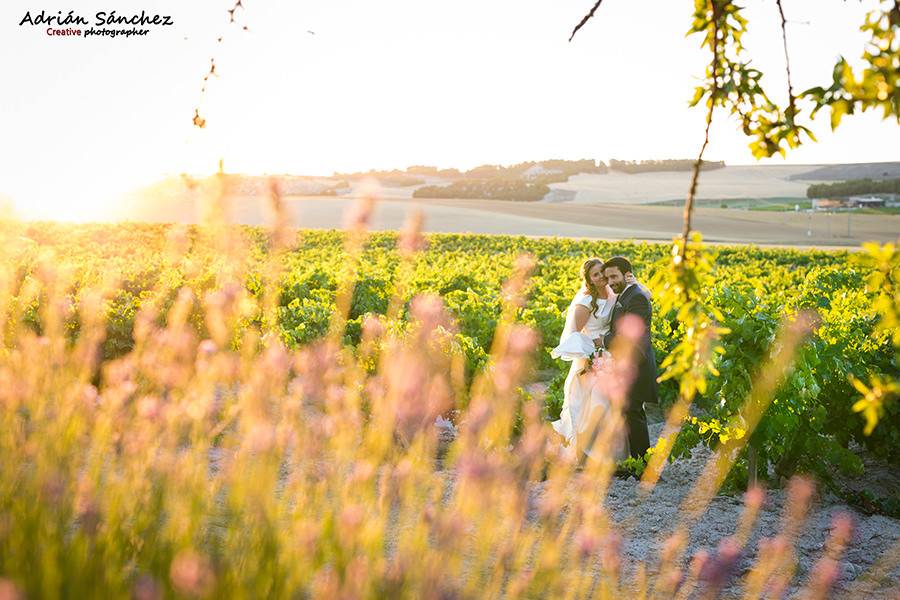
[405,166,462,178]
[335,159,607,188]
[195,174,348,196]
[806,177,900,199]
[538,159,607,174]
[608,159,726,173]
[412,179,550,202]
[330,169,426,187]
[456,159,607,180]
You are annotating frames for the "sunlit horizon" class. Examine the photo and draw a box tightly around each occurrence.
[2,0,898,222]
[4,152,899,224]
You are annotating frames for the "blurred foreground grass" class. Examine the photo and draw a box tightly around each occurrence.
[0,201,891,598]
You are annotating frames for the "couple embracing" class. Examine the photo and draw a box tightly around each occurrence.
[550,256,655,462]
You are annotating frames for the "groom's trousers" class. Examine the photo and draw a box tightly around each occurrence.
[624,341,656,459]
[625,405,650,459]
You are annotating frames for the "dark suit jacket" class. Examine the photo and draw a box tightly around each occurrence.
[603,284,659,407]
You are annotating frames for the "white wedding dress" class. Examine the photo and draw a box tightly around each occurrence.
[550,289,627,461]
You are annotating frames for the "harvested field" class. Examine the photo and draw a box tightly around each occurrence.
[546,165,824,205]
[126,193,899,247]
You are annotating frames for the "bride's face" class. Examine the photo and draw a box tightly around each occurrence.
[588,263,606,290]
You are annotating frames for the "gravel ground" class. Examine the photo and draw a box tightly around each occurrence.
[429,410,899,598]
[501,422,900,598]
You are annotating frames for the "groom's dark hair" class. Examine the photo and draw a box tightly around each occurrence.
[603,255,633,275]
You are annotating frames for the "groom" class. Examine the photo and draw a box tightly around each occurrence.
[599,256,655,459]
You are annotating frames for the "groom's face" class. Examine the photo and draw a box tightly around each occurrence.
[604,266,626,294]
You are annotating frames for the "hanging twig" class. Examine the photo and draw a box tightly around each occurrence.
[681,1,721,253]
[682,115,713,247]
[569,0,604,42]
[227,0,244,23]
[776,0,797,122]
[192,0,249,129]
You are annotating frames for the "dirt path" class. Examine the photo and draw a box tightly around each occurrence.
[431,419,900,598]
[573,425,900,598]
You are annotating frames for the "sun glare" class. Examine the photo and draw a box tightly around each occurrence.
[3,122,251,224]
[7,170,159,223]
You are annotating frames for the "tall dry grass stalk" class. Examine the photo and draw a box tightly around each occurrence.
[0,194,855,599]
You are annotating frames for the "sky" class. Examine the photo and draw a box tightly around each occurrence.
[1,0,898,220]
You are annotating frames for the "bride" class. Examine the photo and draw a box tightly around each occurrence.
[550,258,630,461]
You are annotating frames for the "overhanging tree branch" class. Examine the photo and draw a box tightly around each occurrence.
[569,0,604,42]
[776,0,797,124]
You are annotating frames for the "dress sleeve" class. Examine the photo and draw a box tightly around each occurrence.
[576,294,593,309]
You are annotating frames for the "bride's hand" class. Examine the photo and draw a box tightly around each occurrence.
[625,272,637,286]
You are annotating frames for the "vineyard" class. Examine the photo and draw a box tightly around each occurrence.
[5,222,898,485]
[1,218,898,597]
